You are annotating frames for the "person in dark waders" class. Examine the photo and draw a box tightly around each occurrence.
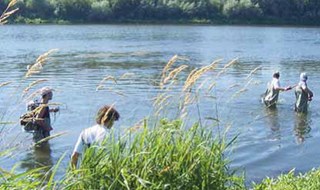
[263,71,292,108]
[33,87,59,143]
[295,72,313,113]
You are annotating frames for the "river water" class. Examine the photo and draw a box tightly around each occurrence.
[0,25,320,184]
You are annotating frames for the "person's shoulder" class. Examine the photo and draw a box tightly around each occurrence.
[299,81,307,87]
[83,124,101,133]
[272,78,279,83]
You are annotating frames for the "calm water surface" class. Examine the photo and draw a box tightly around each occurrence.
[0,25,320,184]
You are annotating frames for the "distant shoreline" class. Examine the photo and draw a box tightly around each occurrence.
[9,17,320,27]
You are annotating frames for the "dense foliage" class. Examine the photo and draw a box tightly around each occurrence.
[252,169,320,190]
[1,0,320,24]
[0,120,245,189]
[62,119,245,189]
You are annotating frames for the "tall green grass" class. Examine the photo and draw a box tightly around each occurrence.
[0,165,45,189]
[252,169,320,190]
[61,119,245,190]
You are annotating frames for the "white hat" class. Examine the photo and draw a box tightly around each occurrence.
[300,72,308,81]
[40,86,53,96]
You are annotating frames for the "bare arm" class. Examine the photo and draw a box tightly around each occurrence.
[71,152,80,168]
[35,105,52,131]
[304,87,313,100]
[274,80,291,91]
[49,107,59,113]
[71,133,84,168]
[275,86,292,91]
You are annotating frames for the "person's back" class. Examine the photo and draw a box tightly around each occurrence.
[71,105,120,168]
[77,124,109,149]
[33,104,51,142]
[263,71,291,108]
[295,73,313,113]
[264,77,280,107]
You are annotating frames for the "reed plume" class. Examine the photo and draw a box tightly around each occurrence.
[0,81,12,88]
[25,49,58,78]
[230,78,253,100]
[154,94,173,107]
[163,65,188,85]
[246,66,262,79]
[160,55,189,88]
[127,119,145,133]
[24,88,43,102]
[208,81,216,92]
[0,0,19,25]
[120,72,135,79]
[183,59,221,92]
[23,79,48,95]
[96,75,117,91]
[106,87,126,97]
[161,55,178,79]
[216,58,238,77]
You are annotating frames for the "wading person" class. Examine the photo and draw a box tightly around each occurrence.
[263,71,292,108]
[33,87,59,142]
[71,105,120,168]
[295,72,313,113]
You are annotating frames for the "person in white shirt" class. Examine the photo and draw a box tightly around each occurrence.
[295,72,313,113]
[263,71,292,108]
[71,105,120,168]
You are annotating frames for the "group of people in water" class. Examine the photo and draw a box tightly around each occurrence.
[25,72,313,167]
[263,71,313,113]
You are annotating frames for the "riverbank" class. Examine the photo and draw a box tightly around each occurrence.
[10,16,320,27]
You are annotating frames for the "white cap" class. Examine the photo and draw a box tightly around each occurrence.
[40,86,53,96]
[300,72,308,81]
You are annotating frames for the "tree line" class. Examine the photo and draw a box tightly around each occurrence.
[1,0,320,24]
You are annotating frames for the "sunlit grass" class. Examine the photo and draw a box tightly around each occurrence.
[61,119,245,190]
[252,169,320,190]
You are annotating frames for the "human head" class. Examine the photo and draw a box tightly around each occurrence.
[273,71,280,79]
[96,105,120,128]
[300,72,308,82]
[40,86,53,100]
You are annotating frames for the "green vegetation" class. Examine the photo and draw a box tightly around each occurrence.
[62,119,245,189]
[252,169,320,190]
[1,0,320,25]
[2,119,320,189]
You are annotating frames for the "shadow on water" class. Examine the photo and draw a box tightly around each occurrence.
[265,107,280,131]
[19,142,53,182]
[294,113,312,144]
[264,107,282,141]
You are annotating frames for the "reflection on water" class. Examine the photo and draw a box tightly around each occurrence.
[265,107,280,132]
[20,143,53,181]
[264,107,281,141]
[294,113,312,144]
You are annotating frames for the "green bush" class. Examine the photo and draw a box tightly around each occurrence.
[62,119,245,189]
[253,169,320,190]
